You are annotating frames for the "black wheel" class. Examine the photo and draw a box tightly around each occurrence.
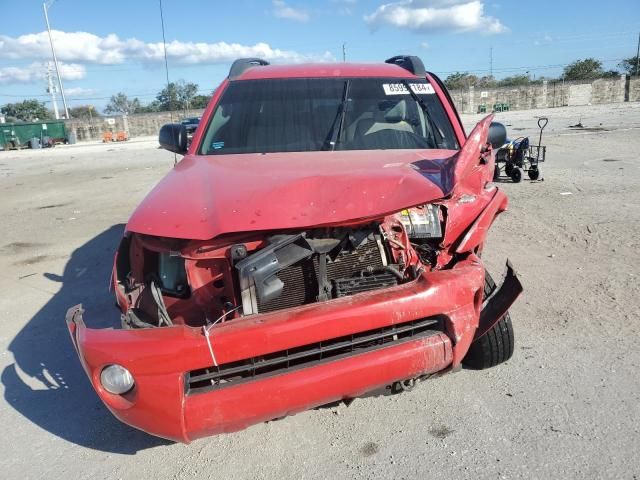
[511,167,522,183]
[463,271,515,370]
[505,163,514,176]
[528,167,540,180]
[493,164,500,181]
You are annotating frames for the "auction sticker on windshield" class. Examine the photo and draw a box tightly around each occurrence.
[383,83,435,95]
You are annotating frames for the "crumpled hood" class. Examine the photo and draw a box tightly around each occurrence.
[127,149,459,240]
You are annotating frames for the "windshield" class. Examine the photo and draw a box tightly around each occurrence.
[199,78,459,155]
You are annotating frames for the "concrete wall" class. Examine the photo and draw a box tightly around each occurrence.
[63,76,640,141]
[449,75,634,114]
[64,109,205,142]
[629,77,640,102]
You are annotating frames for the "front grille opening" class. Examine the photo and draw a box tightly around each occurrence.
[187,316,443,394]
[256,236,389,314]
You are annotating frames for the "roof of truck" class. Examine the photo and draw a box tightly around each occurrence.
[235,63,421,81]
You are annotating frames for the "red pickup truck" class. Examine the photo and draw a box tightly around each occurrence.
[66,55,522,443]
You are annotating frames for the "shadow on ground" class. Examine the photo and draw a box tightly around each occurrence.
[2,224,171,454]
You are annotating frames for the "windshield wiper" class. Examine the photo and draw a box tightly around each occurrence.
[323,80,351,151]
[401,79,443,149]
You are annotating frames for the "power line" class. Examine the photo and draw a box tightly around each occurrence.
[436,57,627,76]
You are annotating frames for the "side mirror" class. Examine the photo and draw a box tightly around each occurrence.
[488,122,507,149]
[159,123,188,154]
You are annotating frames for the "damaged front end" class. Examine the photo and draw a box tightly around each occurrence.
[114,203,445,329]
[67,191,521,442]
[66,115,523,442]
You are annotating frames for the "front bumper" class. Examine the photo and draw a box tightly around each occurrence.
[66,255,519,442]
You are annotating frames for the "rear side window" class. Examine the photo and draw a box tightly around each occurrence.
[199,78,459,155]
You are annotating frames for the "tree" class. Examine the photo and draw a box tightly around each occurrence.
[136,100,162,113]
[177,81,198,109]
[156,83,178,111]
[156,80,199,111]
[476,75,497,88]
[69,105,100,120]
[562,58,603,80]
[443,72,478,90]
[602,69,620,78]
[104,93,141,115]
[1,100,51,122]
[497,74,531,87]
[190,94,211,109]
[619,55,640,76]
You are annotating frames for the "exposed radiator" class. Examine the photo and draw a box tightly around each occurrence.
[256,236,392,313]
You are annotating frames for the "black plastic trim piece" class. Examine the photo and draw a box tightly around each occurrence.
[385,55,426,77]
[228,58,270,80]
[235,234,314,303]
[187,317,442,394]
[475,260,523,340]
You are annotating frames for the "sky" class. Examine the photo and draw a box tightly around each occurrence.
[0,0,638,111]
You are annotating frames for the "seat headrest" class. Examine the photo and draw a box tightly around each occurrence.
[384,100,407,123]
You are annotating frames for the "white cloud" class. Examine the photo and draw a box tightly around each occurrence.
[272,0,310,22]
[0,31,126,64]
[0,62,85,85]
[65,87,95,96]
[331,0,357,15]
[0,30,332,66]
[365,0,507,34]
[533,34,552,47]
[128,39,331,64]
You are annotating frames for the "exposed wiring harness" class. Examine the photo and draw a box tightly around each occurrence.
[150,280,173,327]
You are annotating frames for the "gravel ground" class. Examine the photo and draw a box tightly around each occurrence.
[1,102,639,479]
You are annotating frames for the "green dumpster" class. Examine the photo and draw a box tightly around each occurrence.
[0,121,67,149]
[492,103,511,113]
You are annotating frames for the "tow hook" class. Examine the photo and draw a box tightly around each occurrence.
[391,378,417,394]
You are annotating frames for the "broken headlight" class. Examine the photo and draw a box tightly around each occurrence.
[398,204,442,239]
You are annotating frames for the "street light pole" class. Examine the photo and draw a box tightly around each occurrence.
[43,1,69,119]
[46,63,60,119]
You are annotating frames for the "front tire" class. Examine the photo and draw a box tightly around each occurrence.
[463,271,515,369]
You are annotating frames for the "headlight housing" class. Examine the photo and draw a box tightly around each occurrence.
[398,204,442,239]
[100,364,135,395]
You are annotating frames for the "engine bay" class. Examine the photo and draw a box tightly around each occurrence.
[115,204,444,329]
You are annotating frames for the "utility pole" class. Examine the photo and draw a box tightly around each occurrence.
[490,46,493,78]
[43,1,69,119]
[635,31,639,77]
[342,43,347,63]
[46,63,60,120]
